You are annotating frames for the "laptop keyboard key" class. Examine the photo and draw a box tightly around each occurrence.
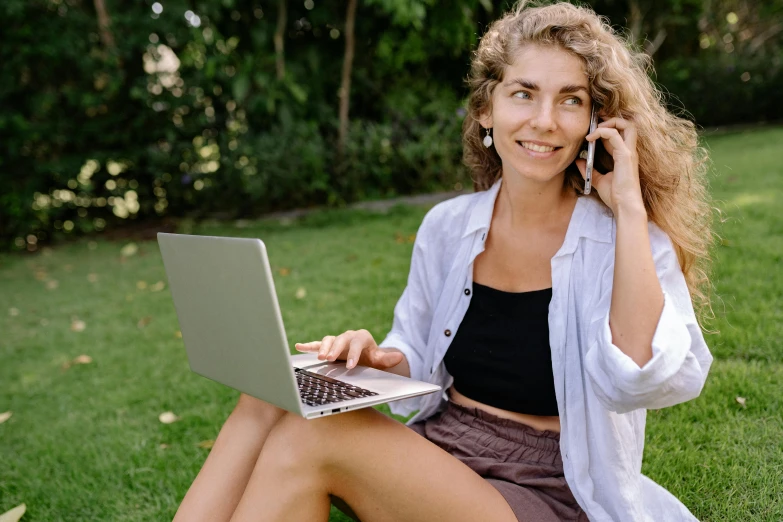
[295,368,379,407]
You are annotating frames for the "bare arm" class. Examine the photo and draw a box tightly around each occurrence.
[610,203,663,367]
[578,116,666,369]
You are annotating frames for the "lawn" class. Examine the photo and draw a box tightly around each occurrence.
[1,126,782,521]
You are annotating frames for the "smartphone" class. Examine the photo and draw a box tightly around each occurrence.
[583,106,599,195]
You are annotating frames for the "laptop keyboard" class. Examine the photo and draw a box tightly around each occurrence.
[295,368,379,407]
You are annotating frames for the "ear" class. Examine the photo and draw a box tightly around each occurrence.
[478,110,493,130]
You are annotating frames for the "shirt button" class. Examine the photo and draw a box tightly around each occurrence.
[444,329,452,337]
[464,288,471,296]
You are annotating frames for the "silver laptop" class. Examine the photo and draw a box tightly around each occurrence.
[157,233,440,419]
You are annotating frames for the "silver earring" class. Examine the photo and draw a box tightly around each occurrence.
[483,128,493,148]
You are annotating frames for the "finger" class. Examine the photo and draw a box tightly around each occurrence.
[379,350,404,369]
[327,332,352,361]
[586,127,627,158]
[295,341,321,352]
[345,336,367,369]
[597,117,637,149]
[368,346,403,369]
[318,335,335,359]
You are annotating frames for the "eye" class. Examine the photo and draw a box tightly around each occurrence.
[564,97,583,105]
[513,91,531,99]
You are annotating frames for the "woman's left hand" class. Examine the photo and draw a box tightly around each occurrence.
[575,117,646,216]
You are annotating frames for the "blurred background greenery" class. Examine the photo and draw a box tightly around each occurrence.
[1,0,781,252]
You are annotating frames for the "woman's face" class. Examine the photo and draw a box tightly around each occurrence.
[482,44,592,184]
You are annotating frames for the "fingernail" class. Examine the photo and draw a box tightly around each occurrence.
[347,358,354,368]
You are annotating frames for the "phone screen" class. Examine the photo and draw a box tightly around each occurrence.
[583,107,598,195]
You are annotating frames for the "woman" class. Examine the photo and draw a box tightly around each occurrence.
[174,2,714,521]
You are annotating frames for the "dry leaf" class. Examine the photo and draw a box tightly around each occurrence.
[136,281,148,290]
[197,439,215,449]
[73,354,93,365]
[8,308,19,317]
[137,316,152,329]
[735,396,746,408]
[394,232,404,244]
[46,280,59,290]
[158,411,179,424]
[159,443,170,449]
[295,287,307,299]
[0,503,26,522]
[121,243,139,257]
[408,234,416,243]
[39,318,49,327]
[175,330,182,338]
[34,270,47,281]
[278,267,291,277]
[126,294,134,302]
[0,411,12,424]
[87,273,99,283]
[149,281,166,292]
[70,319,86,332]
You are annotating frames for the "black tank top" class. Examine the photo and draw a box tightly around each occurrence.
[443,282,559,416]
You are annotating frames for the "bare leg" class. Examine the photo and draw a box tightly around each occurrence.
[231,408,518,522]
[173,394,286,522]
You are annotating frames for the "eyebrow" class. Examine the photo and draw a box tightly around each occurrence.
[503,78,588,95]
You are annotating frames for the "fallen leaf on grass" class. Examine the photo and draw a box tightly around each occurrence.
[295,287,307,299]
[74,354,93,364]
[197,440,215,449]
[87,273,99,283]
[0,411,12,424]
[70,319,86,332]
[39,319,49,327]
[137,316,152,329]
[159,411,180,424]
[175,330,182,338]
[121,243,139,257]
[735,396,746,408]
[9,308,19,317]
[46,280,59,290]
[149,281,166,292]
[0,503,26,522]
[136,281,148,290]
[159,443,170,449]
[62,354,93,370]
[34,270,48,281]
[278,267,291,277]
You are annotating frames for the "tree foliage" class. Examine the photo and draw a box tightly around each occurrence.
[0,0,780,251]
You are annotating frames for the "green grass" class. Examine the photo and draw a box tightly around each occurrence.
[1,127,782,520]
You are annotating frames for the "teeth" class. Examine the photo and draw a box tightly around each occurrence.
[520,142,556,153]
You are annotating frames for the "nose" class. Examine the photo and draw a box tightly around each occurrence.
[530,102,557,132]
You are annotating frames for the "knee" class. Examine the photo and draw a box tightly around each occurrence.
[231,393,286,426]
[257,413,316,474]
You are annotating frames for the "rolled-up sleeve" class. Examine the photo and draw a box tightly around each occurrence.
[585,226,713,414]
[378,216,440,417]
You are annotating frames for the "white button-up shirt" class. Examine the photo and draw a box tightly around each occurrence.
[379,179,713,521]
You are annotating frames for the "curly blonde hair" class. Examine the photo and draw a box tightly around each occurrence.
[463,0,714,323]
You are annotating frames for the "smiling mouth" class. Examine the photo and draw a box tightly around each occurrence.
[517,141,561,153]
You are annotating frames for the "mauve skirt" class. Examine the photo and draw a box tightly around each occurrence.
[408,401,589,522]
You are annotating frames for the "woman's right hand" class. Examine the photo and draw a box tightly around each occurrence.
[295,329,404,370]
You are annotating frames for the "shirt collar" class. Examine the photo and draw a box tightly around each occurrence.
[462,177,614,253]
